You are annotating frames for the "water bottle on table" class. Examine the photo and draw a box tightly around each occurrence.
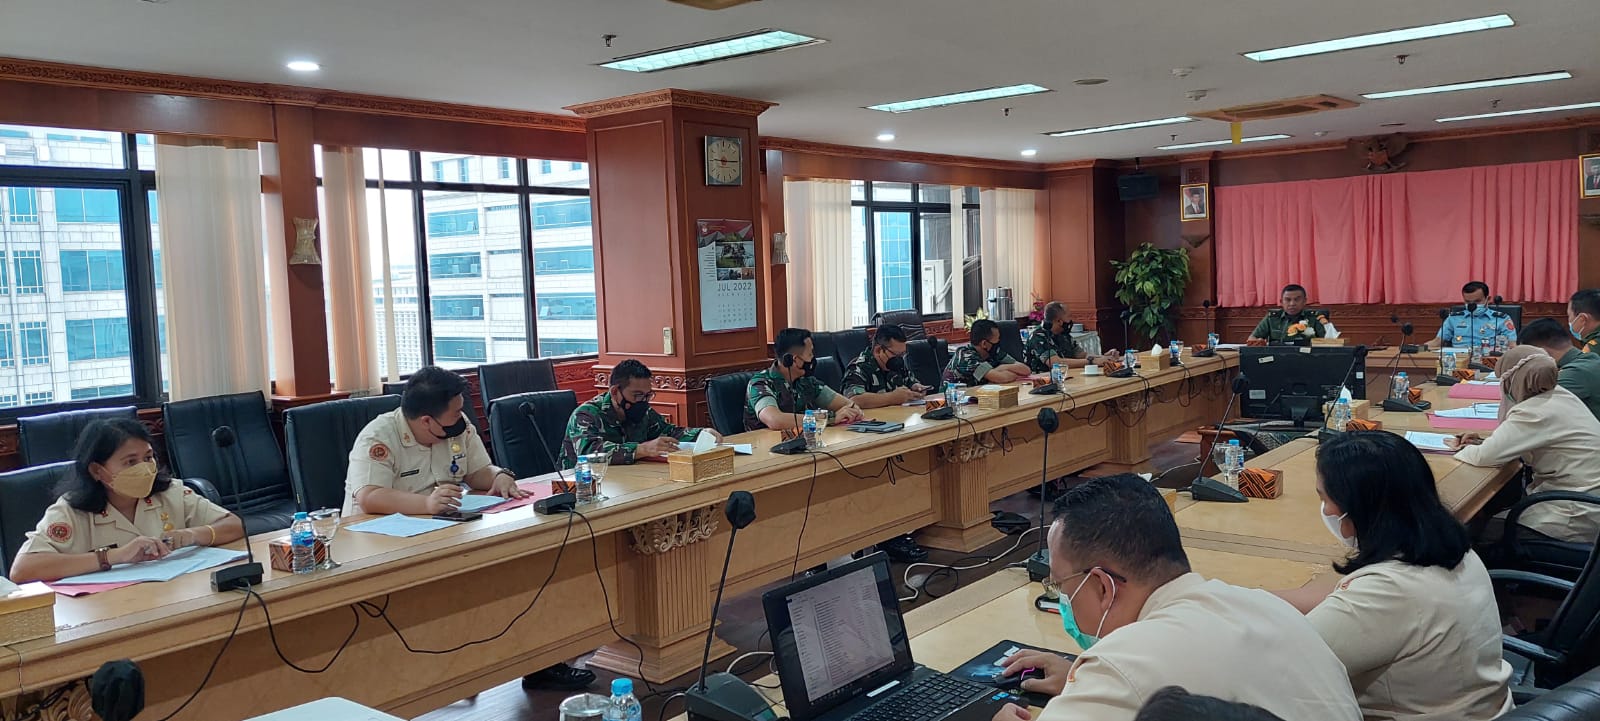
[290,512,317,575]
[1050,362,1065,387]
[802,410,819,450]
[1328,398,1352,432]
[1391,372,1410,401]
[1222,439,1244,490]
[574,455,595,504]
[1169,340,1182,363]
[1125,349,1139,369]
[1207,332,1220,349]
[602,679,642,721]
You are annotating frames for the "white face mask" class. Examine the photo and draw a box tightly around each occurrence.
[1320,504,1357,550]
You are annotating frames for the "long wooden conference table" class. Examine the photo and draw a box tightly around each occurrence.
[0,354,1238,720]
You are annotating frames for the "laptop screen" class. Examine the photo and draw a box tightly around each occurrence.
[762,554,913,721]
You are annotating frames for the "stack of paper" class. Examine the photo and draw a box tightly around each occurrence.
[1403,431,1456,452]
[455,494,509,513]
[54,546,248,585]
[347,514,457,538]
[1435,403,1500,420]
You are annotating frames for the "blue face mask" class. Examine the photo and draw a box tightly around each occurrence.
[1057,572,1114,650]
[1572,320,1585,341]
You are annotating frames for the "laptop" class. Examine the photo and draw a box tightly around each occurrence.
[763,553,1023,721]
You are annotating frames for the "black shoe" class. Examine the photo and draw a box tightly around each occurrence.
[522,663,596,692]
[881,534,929,563]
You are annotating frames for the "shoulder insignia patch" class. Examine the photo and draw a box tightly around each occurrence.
[47,523,71,542]
[370,443,391,462]
[183,488,194,496]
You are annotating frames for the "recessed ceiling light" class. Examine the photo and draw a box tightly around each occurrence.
[876,133,896,142]
[1362,71,1571,100]
[866,84,1050,113]
[1154,134,1292,151]
[1073,78,1108,86]
[1436,100,1600,123]
[1045,116,1195,137]
[285,60,321,72]
[599,29,823,73]
[1020,149,1039,157]
[1243,14,1514,62]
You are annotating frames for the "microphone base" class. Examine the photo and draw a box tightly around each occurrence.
[1399,344,1421,354]
[1026,548,1051,583]
[770,437,809,455]
[1028,383,1060,396]
[534,492,576,515]
[211,562,264,592]
[686,673,779,721]
[920,407,955,421]
[1470,363,1494,373]
[1434,374,1460,387]
[1381,398,1431,413]
[1189,477,1248,503]
[1192,349,1216,358]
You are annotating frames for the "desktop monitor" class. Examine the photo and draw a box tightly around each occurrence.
[1238,346,1366,427]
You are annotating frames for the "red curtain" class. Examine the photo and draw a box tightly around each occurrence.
[1215,159,1578,306]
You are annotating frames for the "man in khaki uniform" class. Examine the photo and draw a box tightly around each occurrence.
[993,475,1360,721]
[1249,284,1325,346]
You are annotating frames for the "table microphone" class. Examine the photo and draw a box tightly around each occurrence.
[520,401,575,515]
[685,491,778,721]
[1185,375,1248,503]
[1026,409,1058,582]
[208,426,263,592]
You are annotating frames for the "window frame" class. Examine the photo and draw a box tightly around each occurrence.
[850,182,978,322]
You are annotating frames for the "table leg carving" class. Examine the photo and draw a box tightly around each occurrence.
[937,436,993,464]
[3,680,92,721]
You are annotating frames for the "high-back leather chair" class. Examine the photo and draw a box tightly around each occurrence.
[1498,534,1600,689]
[874,310,927,340]
[707,372,757,436]
[283,395,402,513]
[1494,490,1600,581]
[996,320,1027,365]
[831,329,871,369]
[162,391,298,534]
[0,461,72,570]
[814,356,845,394]
[1500,665,1600,720]
[810,331,839,369]
[488,390,577,478]
[905,340,944,390]
[929,336,951,370]
[17,406,139,466]
[477,359,557,412]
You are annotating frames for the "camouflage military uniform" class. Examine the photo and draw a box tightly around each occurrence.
[1250,309,1325,346]
[1023,327,1082,373]
[842,348,918,397]
[562,391,703,468]
[743,366,838,432]
[943,344,1022,386]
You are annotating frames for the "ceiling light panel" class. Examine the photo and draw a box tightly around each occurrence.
[1046,116,1195,137]
[1155,134,1292,150]
[599,29,823,73]
[1436,101,1600,123]
[1362,71,1571,99]
[1244,14,1514,62]
[866,84,1050,113]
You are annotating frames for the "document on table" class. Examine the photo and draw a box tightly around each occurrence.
[1404,431,1457,452]
[720,444,754,455]
[1463,380,1500,386]
[55,546,249,585]
[347,513,457,538]
[1435,403,1500,419]
[455,494,509,513]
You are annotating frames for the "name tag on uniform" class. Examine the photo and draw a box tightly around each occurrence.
[399,469,421,478]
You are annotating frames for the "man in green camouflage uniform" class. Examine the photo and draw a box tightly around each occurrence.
[1250,284,1325,346]
[563,359,718,468]
[945,319,1032,386]
[843,324,929,408]
[745,327,864,432]
[1023,301,1123,372]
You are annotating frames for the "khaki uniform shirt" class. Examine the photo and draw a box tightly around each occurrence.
[343,408,492,516]
[1038,573,1361,721]
[1250,309,1325,345]
[1023,328,1083,373]
[1557,349,1600,424]
[1455,388,1600,543]
[18,483,232,556]
[1307,552,1513,721]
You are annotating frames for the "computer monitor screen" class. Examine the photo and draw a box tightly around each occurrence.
[1238,347,1365,426]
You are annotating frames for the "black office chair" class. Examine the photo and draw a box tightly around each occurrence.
[1492,491,1600,581]
[996,320,1027,365]
[1501,665,1600,721]
[707,372,757,436]
[488,391,577,478]
[1497,530,1600,690]
[283,395,403,513]
[930,336,950,370]
[17,406,139,467]
[873,310,927,340]
[0,461,72,570]
[814,356,845,394]
[162,391,298,534]
[832,329,871,370]
[905,340,944,390]
[810,331,839,368]
[382,382,483,436]
[477,359,557,412]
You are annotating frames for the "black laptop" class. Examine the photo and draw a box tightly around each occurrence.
[763,553,1023,721]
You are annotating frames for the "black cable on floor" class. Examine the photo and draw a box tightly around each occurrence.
[156,589,253,721]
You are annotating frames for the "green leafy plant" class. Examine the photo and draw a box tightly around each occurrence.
[1111,243,1191,344]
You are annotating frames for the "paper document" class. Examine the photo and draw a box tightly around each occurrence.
[693,430,717,453]
[456,494,508,513]
[1463,380,1500,386]
[1214,343,1245,351]
[55,545,248,585]
[1435,403,1500,420]
[1403,431,1456,452]
[720,444,754,455]
[347,514,456,538]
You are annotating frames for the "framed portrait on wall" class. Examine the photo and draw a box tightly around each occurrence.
[1180,183,1210,220]
[1582,154,1600,199]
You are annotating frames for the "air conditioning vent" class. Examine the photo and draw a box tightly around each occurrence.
[1194,95,1358,123]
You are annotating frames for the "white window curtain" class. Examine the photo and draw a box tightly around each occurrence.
[950,189,967,328]
[979,188,1038,315]
[154,137,270,401]
[321,147,380,394]
[783,179,856,331]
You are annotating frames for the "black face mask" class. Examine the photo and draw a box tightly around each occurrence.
[886,355,908,372]
[619,397,651,423]
[800,358,817,377]
[435,415,469,439]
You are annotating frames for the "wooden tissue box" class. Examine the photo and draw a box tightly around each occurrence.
[1142,352,1172,371]
[0,582,54,645]
[667,445,735,484]
[268,537,328,572]
[971,384,1019,410]
[1160,488,1178,515]
[1237,468,1283,500]
[1311,338,1348,347]
[1347,399,1371,420]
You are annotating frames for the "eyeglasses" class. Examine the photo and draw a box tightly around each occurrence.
[1041,567,1127,598]
[625,391,657,403]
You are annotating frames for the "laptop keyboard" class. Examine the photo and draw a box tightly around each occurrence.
[849,674,987,721]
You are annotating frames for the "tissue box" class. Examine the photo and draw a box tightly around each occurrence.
[0,582,54,645]
[1141,353,1173,371]
[971,384,1019,410]
[1311,338,1348,346]
[1348,399,1371,421]
[1237,468,1282,500]
[1160,488,1178,514]
[268,537,329,572]
[667,445,735,484]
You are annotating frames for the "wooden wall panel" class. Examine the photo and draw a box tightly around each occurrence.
[770,139,1045,189]
[591,116,679,360]
[1214,128,1579,186]
[312,108,585,160]
[1212,303,1565,347]
[680,115,768,362]
[0,79,275,140]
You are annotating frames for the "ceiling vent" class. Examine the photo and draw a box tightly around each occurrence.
[667,0,759,8]
[1193,95,1358,123]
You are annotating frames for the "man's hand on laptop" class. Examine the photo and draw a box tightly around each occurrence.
[1001,650,1070,695]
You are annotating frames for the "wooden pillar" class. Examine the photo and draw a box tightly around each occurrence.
[762,149,789,337]
[566,90,776,428]
[260,104,331,397]
[1044,161,1124,344]
[1578,126,1600,290]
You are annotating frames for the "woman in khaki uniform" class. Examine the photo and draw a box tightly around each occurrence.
[9,419,244,583]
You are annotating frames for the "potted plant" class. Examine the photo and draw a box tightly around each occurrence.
[1111,243,1191,345]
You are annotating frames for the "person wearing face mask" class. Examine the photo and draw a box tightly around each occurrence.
[946,319,1032,386]
[991,474,1359,721]
[563,358,718,466]
[343,365,528,518]
[744,327,864,433]
[842,324,928,409]
[9,419,245,583]
[1569,288,1600,354]
[1271,431,1512,721]
[1023,302,1120,372]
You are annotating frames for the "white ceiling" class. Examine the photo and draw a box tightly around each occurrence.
[5,0,1599,163]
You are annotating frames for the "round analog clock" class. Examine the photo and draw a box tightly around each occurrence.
[704,136,743,186]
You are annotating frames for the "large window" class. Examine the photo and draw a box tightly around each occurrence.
[849,182,980,323]
[0,124,161,416]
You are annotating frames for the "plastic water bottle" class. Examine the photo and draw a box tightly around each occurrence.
[1050,362,1065,386]
[802,410,819,450]
[603,679,642,721]
[1222,440,1244,490]
[1169,340,1182,363]
[1494,333,1509,356]
[290,512,317,575]
[1125,349,1139,369]
[1207,332,1220,349]
[574,456,595,503]
[1328,399,1352,432]
[1392,372,1410,401]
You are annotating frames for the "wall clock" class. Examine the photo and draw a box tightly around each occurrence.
[704,136,743,186]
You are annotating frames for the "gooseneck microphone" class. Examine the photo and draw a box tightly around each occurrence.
[1186,375,1248,503]
[521,401,576,514]
[1027,409,1059,582]
[209,425,263,592]
[685,491,777,721]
